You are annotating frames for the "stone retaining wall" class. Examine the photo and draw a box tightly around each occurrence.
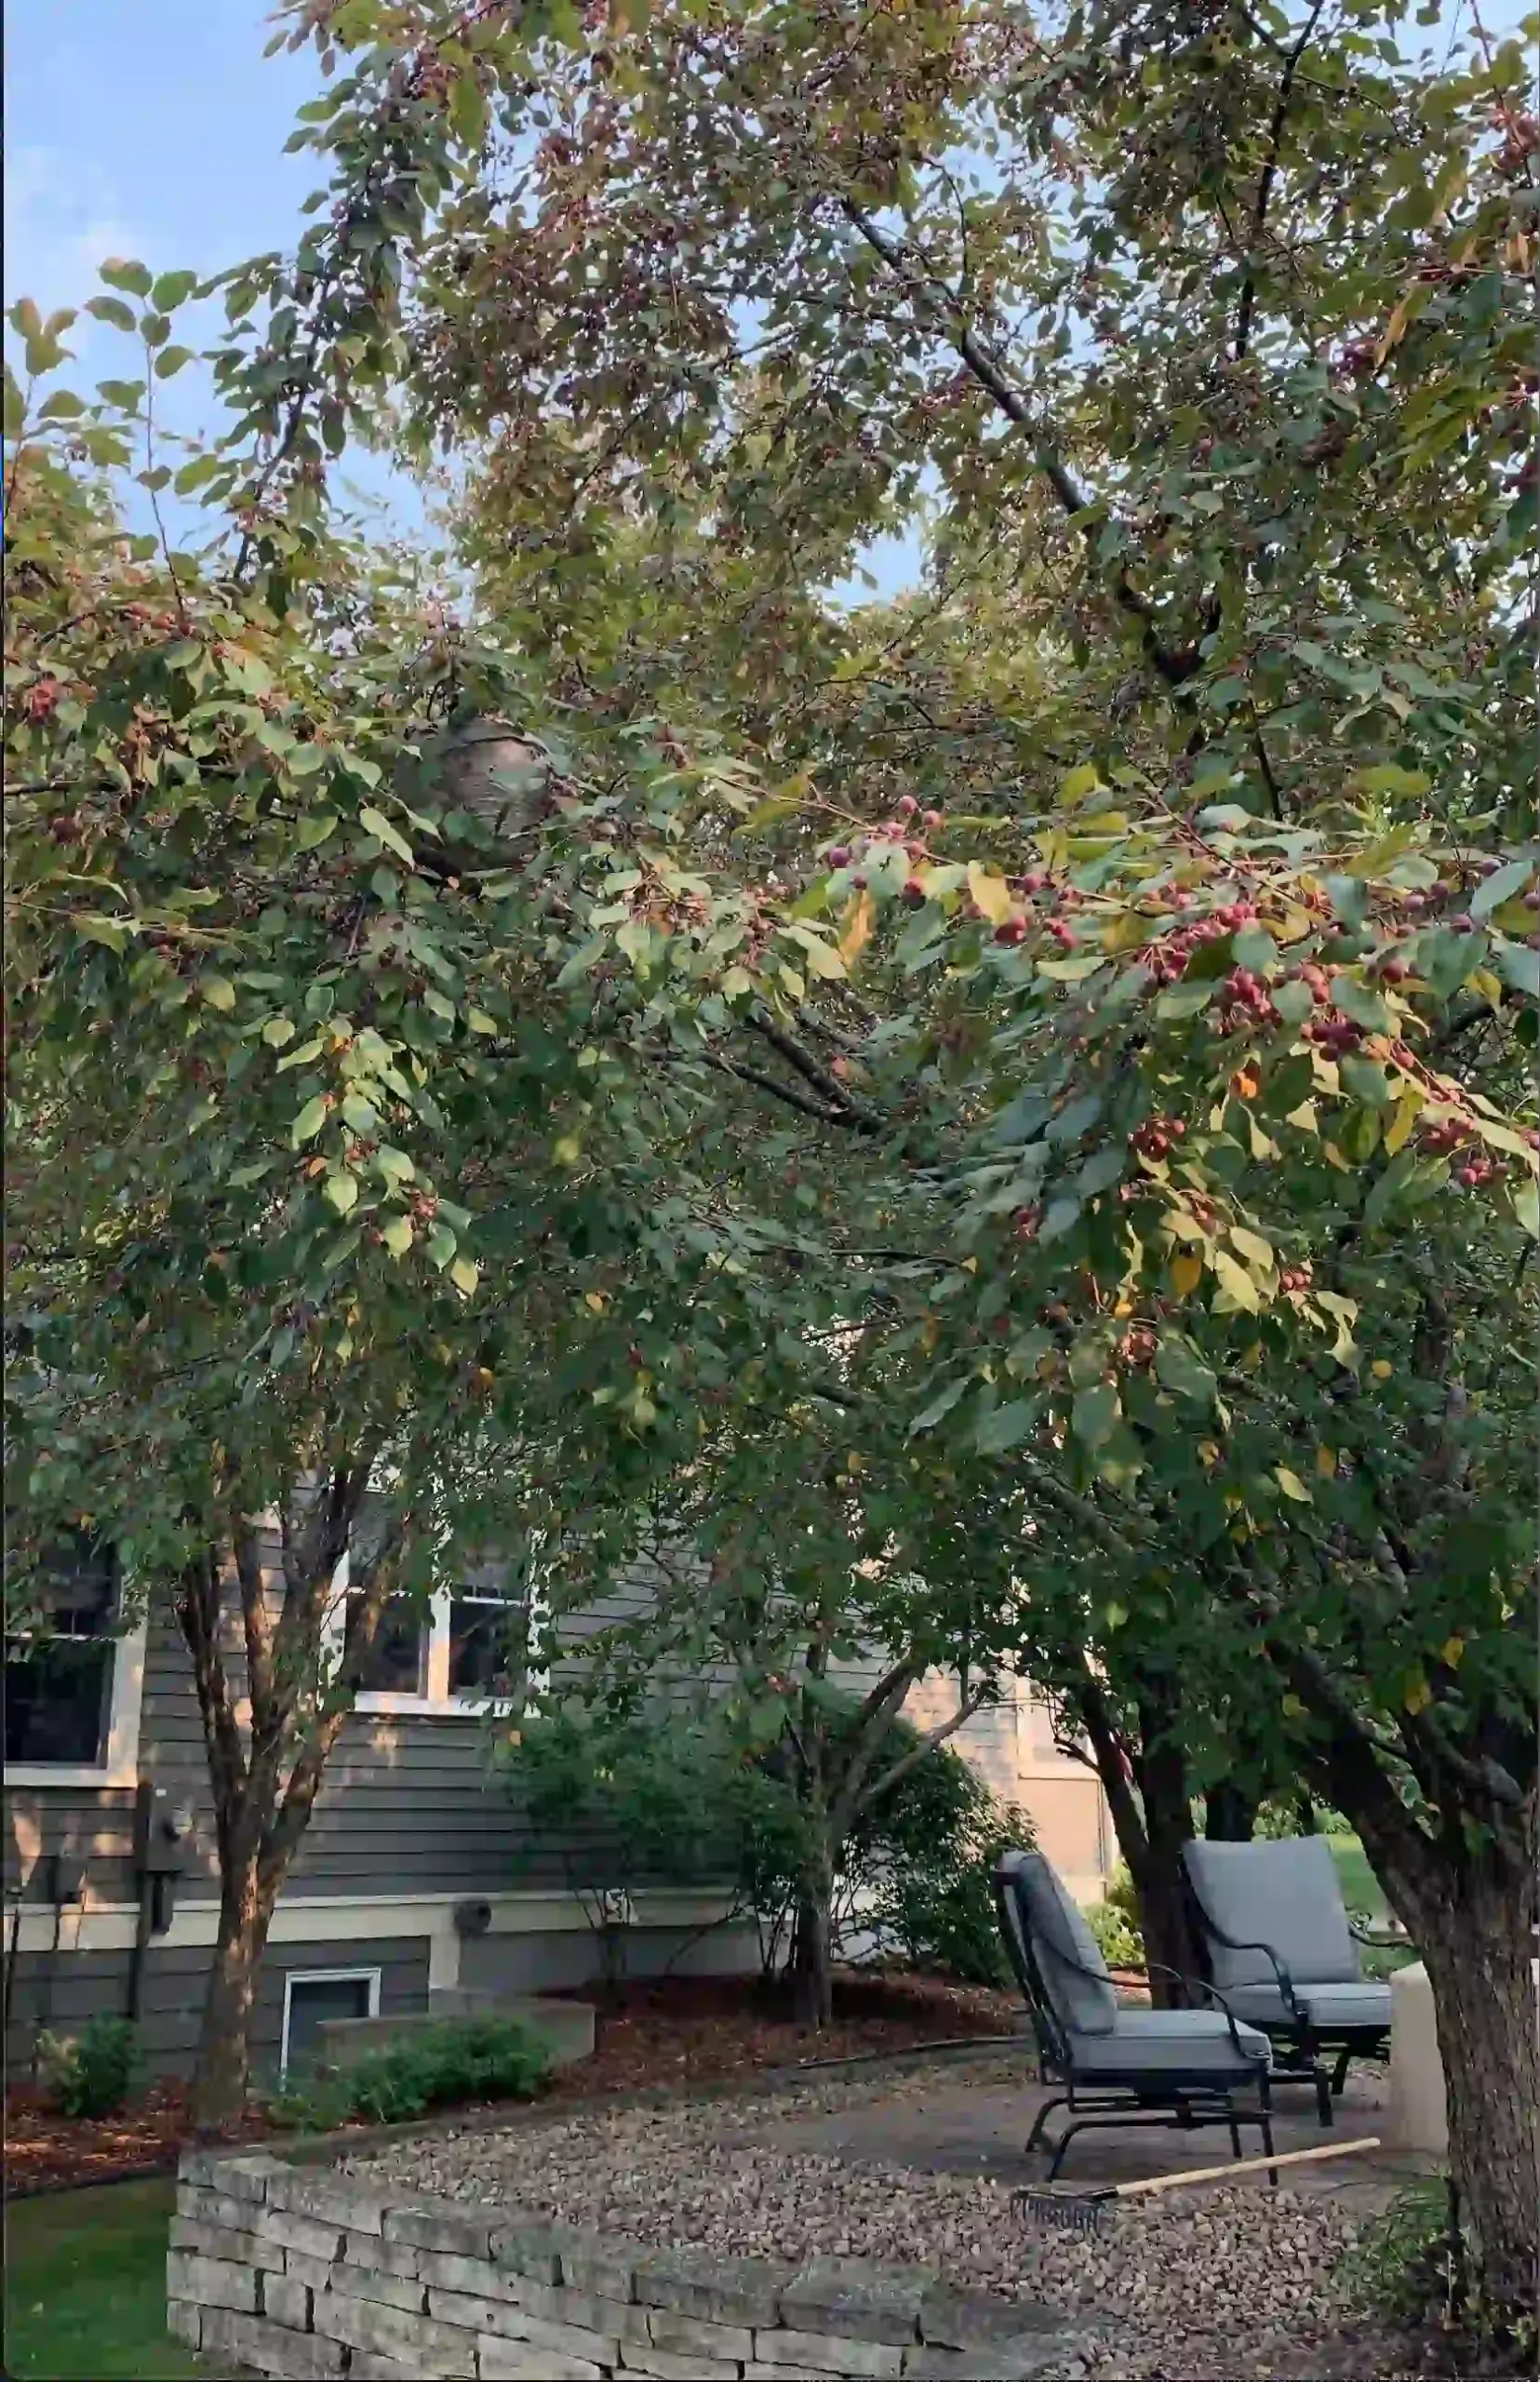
[167,2150,1091,2381]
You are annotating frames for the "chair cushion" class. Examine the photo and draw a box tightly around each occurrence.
[997,1849,1118,2036]
[1185,1836,1361,1993]
[1071,2007,1272,2078]
[1225,1980,1393,2035]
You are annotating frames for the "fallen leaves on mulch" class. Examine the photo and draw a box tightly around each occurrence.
[540,1966,1026,2104]
[5,2079,272,2200]
[6,1967,1026,2199]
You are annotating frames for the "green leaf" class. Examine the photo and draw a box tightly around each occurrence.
[1472,859,1534,919]
[323,1169,360,1214]
[381,1214,414,1259]
[1339,1054,1393,1108]
[37,390,87,420]
[139,313,172,349]
[1513,1178,1540,1241]
[1072,1381,1119,1449]
[426,1223,459,1269]
[1154,1337,1217,1404]
[360,804,414,865]
[199,973,236,1011]
[100,259,154,297]
[291,1095,329,1145]
[296,810,339,851]
[276,1034,326,1073]
[1493,938,1539,999]
[911,1377,969,1434]
[976,1398,1034,1455]
[151,270,199,312]
[153,345,197,380]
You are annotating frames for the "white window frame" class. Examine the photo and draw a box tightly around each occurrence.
[4,1613,149,1791]
[320,1556,547,1719]
[280,1964,382,2077]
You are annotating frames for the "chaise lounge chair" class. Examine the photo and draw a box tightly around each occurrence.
[1182,1835,1394,2125]
[993,1848,1277,2181]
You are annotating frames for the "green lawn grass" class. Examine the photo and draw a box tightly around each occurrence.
[5,2178,210,2382]
[1328,1833,1420,1978]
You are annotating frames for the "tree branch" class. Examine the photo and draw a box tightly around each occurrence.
[1234,0,1327,360]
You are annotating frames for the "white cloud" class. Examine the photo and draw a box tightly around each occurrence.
[5,143,145,340]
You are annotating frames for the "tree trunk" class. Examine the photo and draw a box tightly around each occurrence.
[193,1859,275,2127]
[1409,1874,1538,2322]
[791,1844,836,2029]
[1205,1782,1258,1841]
[1130,1691,1202,2005]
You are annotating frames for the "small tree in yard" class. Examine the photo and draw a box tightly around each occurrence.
[534,1358,1025,2027]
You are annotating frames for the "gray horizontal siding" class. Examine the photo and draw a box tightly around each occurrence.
[5,1935,430,2086]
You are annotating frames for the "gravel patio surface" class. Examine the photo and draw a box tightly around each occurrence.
[340,2053,1444,2379]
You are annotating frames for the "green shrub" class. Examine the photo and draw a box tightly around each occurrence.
[1336,2175,1491,2344]
[37,2014,139,2118]
[261,2015,551,2132]
[1083,1863,1145,1970]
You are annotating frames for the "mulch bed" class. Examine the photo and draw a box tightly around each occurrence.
[5,1965,1027,2200]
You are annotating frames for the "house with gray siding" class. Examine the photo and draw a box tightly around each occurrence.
[5,1535,1110,2084]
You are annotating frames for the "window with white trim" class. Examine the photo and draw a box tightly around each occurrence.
[4,1537,148,1786]
[280,1966,381,2075]
[322,1549,548,1716]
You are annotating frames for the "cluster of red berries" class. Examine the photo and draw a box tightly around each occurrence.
[1011,1204,1042,1241]
[1216,965,1279,1030]
[1418,1117,1469,1158]
[1142,906,1248,986]
[1130,1115,1186,1161]
[1118,1324,1158,1369]
[1305,1013,1366,1052]
[993,913,1029,943]
[1279,1263,1314,1293]
[1283,962,1332,1002]
[1453,1155,1498,1189]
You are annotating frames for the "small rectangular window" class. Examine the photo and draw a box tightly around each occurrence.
[281,1968,381,2075]
[4,1539,117,1767]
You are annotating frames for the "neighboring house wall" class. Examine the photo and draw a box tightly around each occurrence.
[5,1550,1112,2081]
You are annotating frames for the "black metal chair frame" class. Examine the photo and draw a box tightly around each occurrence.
[1181,1862,1396,2126]
[993,1867,1277,2183]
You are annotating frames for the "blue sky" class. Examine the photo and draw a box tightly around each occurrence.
[5,0,1522,596]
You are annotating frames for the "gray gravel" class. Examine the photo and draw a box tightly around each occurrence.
[340,2059,1384,2379]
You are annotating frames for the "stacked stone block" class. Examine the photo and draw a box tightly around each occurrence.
[167,2151,1091,2381]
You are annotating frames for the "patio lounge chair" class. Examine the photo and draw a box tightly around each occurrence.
[993,1849,1276,2181]
[1182,1836,1394,2125]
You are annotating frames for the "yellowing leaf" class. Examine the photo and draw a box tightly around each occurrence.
[966,863,1013,925]
[323,1168,359,1214]
[1275,1465,1311,1503]
[1229,1226,1275,1276]
[1439,1636,1465,1669]
[200,973,236,1011]
[1281,1693,1306,1720]
[1316,1445,1338,1478]
[449,1256,480,1297]
[1384,1088,1423,1155]
[1403,1672,1432,1716]
[1212,1250,1260,1311]
[584,1290,607,1313]
[1060,763,1102,805]
[466,1009,500,1035]
[838,890,876,964]
[1170,1251,1203,1297]
[1467,967,1504,1010]
[553,1134,583,1166]
[381,1214,413,1259]
[359,804,414,865]
[1371,1358,1394,1380]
